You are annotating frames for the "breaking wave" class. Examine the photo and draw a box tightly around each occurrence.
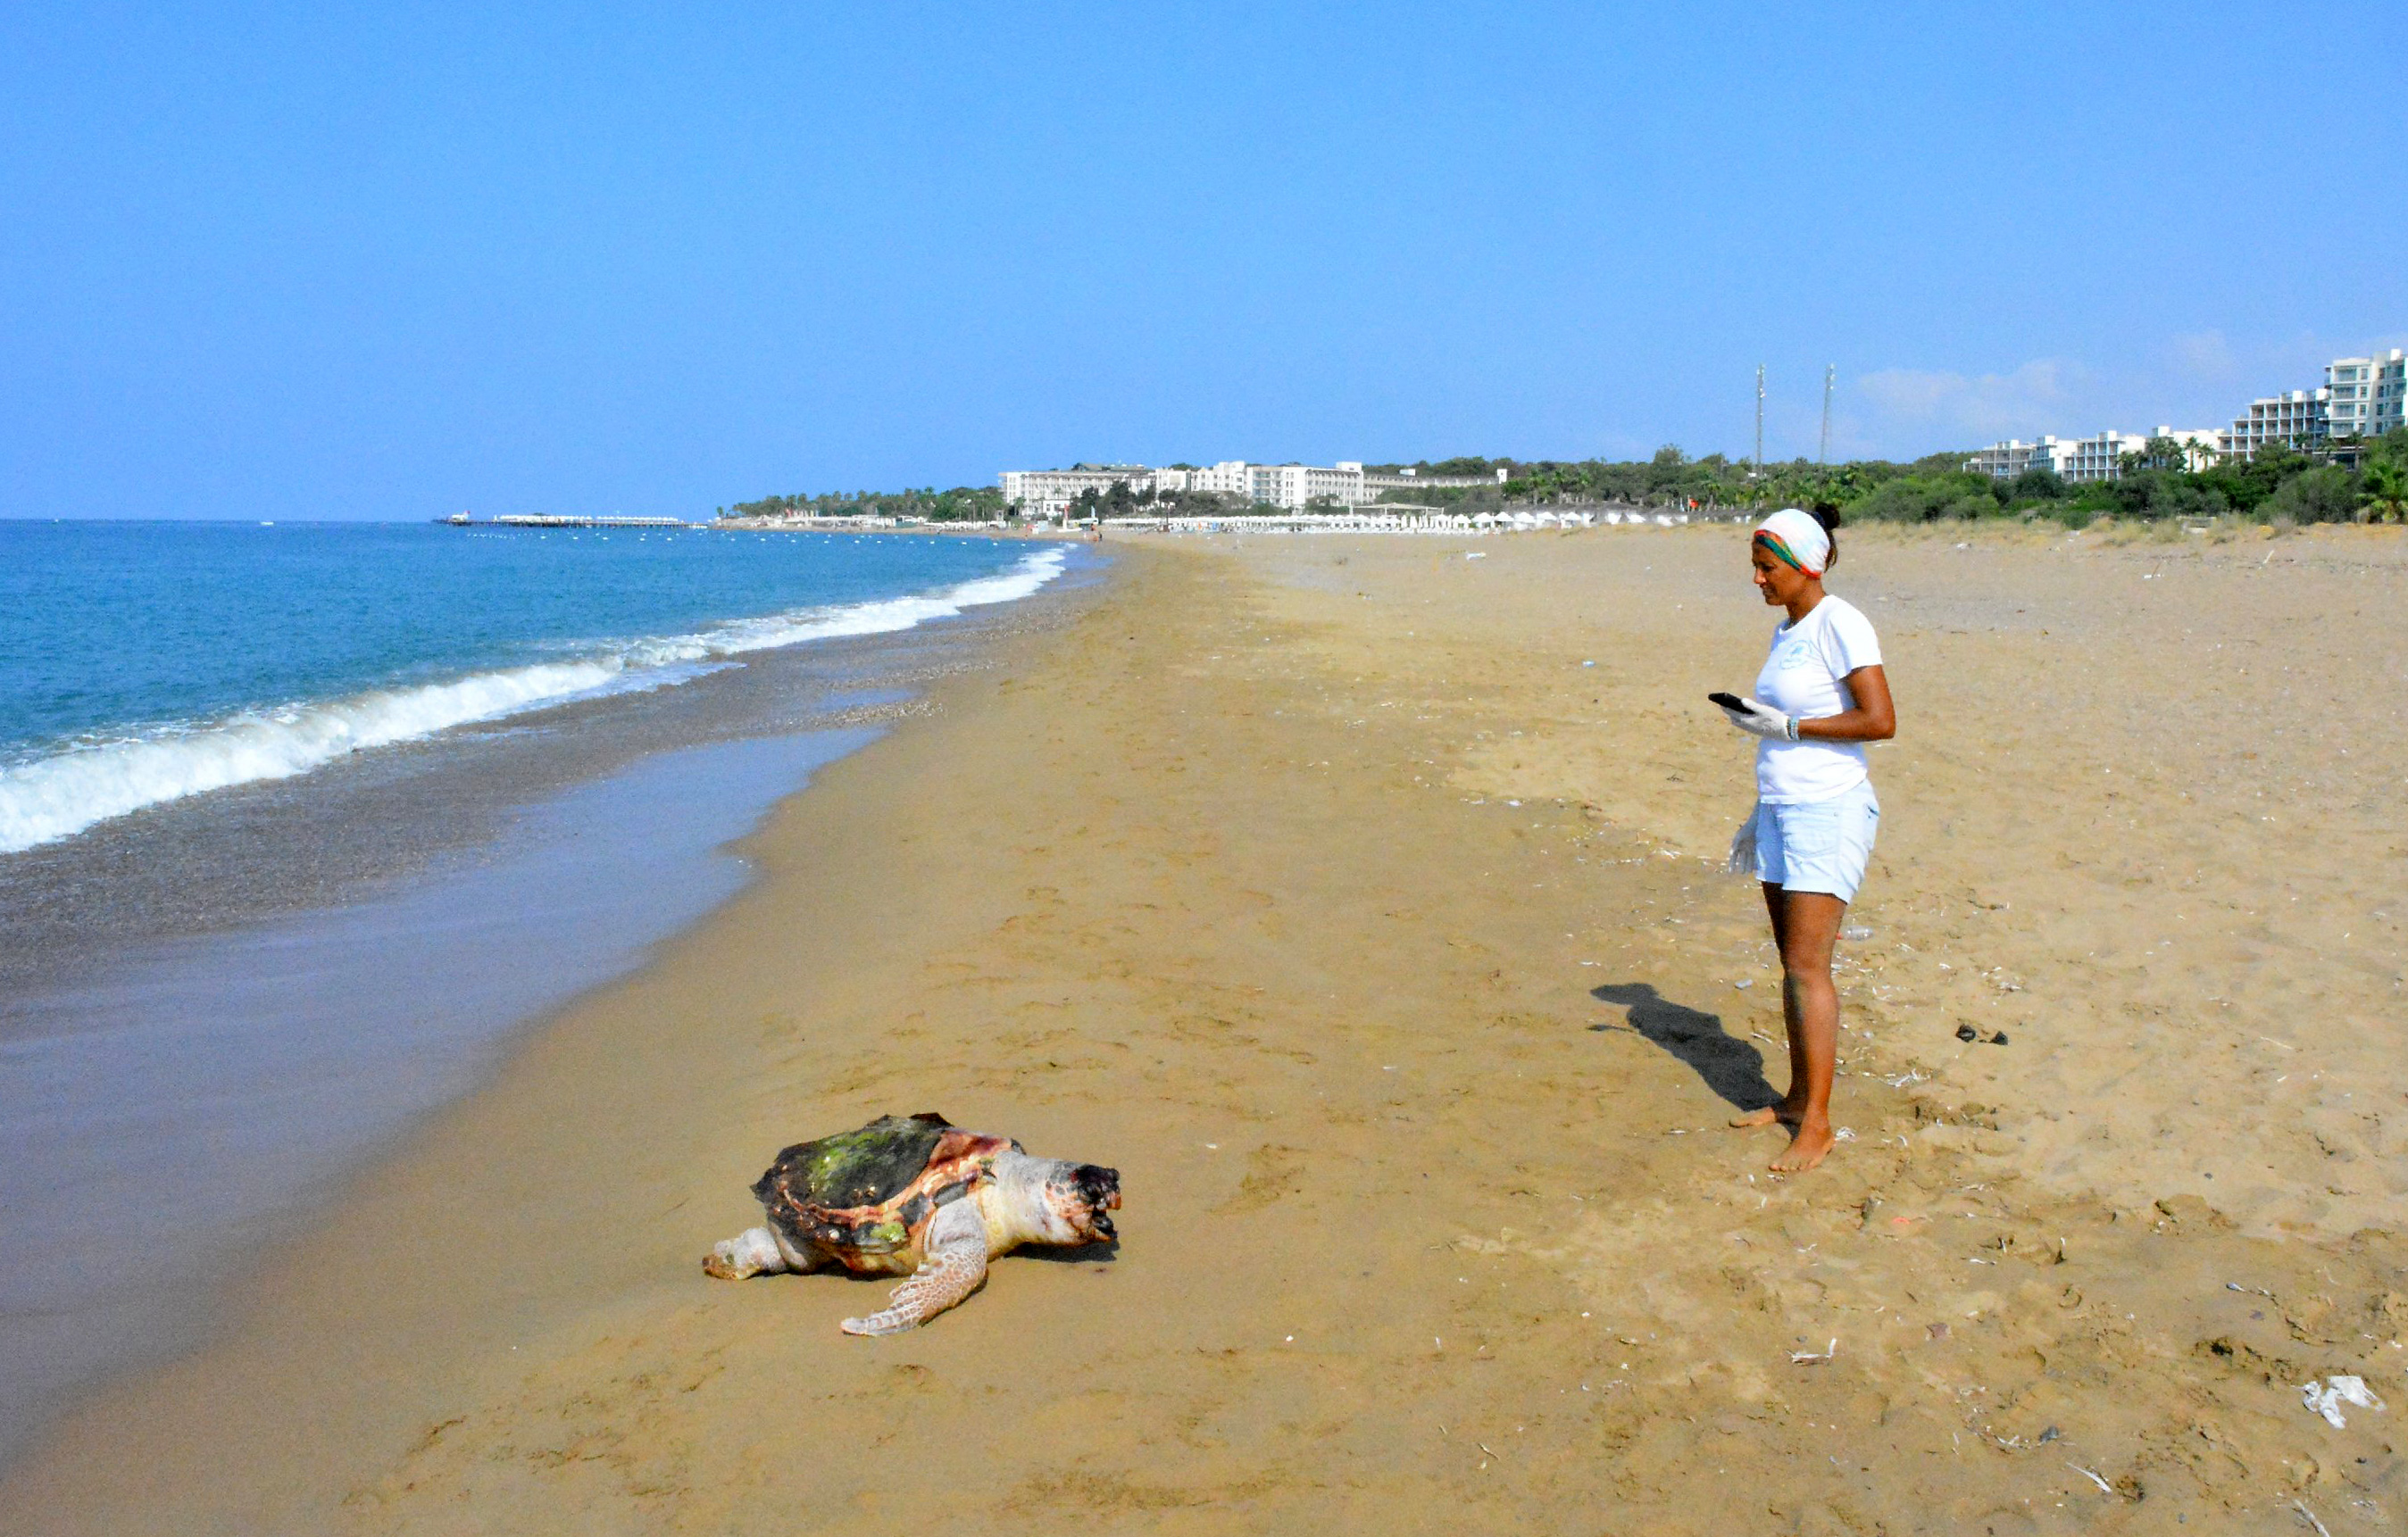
[0,544,1067,855]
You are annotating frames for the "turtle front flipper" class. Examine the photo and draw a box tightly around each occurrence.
[841,1201,989,1336]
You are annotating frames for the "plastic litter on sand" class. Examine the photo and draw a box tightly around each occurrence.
[2300,1375,2384,1428]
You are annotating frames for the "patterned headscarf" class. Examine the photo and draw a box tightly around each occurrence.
[1753,507,1830,577]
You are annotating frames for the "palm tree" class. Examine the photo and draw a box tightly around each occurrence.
[2360,460,2408,524]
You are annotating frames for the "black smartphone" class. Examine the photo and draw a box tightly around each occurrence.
[1707,691,1748,711]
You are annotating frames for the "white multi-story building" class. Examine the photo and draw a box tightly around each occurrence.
[1109,461,1349,508]
[2326,361,2375,439]
[2222,389,2330,458]
[1970,347,2407,475]
[1152,461,1253,497]
[1003,458,1512,517]
[1167,461,1383,509]
[1008,459,1399,514]
[2324,349,2406,440]
[1245,461,1368,508]
[1970,432,2133,482]
[998,464,1152,519]
[2216,350,2407,459]
[1362,466,1513,494]
[2377,349,2408,437]
[1966,437,2073,478]
[2060,431,2147,483]
[1970,427,2220,484]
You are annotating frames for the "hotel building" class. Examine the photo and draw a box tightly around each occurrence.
[1965,437,2071,479]
[1968,428,2220,484]
[1968,347,2401,476]
[997,465,1153,519]
[2321,349,2406,441]
[2222,389,2330,458]
[1003,460,1510,516]
[2219,349,2405,458]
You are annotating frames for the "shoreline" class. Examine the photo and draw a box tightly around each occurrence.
[4,528,2404,1533]
[0,542,1095,1478]
[0,544,1132,1531]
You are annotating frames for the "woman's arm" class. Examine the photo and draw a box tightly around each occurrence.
[1797,664,1895,743]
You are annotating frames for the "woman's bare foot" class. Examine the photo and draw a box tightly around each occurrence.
[1729,1102,1802,1129]
[1768,1117,1836,1173]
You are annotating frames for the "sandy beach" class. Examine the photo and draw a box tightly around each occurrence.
[4,522,2404,1534]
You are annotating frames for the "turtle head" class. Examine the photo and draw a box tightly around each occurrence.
[1037,1161,1121,1244]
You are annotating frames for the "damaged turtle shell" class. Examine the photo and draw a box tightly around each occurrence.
[752,1112,1019,1268]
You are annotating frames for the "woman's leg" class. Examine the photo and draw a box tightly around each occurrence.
[1766,887,1847,1171]
[1730,882,1803,1128]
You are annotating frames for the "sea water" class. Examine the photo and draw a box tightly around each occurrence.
[0,520,1079,1469]
[0,521,1062,853]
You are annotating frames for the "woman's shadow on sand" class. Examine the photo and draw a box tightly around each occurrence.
[1590,982,1779,1113]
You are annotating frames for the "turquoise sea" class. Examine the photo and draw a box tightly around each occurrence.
[0,519,1077,1470]
[0,520,1062,852]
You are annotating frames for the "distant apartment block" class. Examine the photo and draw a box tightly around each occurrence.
[1362,466,1512,494]
[1254,462,1373,507]
[1152,461,1253,498]
[1968,427,2219,484]
[2221,348,2404,459]
[2322,349,2406,440]
[997,465,1152,519]
[1970,346,2399,478]
[1002,460,1509,517]
[2375,350,2408,436]
[1966,437,2071,479]
[1152,461,1371,506]
[2223,389,2330,458]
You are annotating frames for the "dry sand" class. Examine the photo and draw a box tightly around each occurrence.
[4,522,2404,1534]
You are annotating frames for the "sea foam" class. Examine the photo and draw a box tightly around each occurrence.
[0,544,1066,854]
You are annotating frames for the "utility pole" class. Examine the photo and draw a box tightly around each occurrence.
[1819,364,1835,467]
[1754,364,1765,472]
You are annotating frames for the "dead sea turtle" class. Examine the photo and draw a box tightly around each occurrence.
[703,1112,1121,1335]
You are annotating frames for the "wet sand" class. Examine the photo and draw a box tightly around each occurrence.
[4,524,2404,1533]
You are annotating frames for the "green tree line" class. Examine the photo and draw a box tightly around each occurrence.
[722,431,2408,528]
[720,485,1007,521]
[1376,431,2408,526]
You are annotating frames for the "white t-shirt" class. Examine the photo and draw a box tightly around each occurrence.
[1753,594,1882,803]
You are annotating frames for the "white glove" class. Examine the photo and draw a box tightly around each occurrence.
[1726,809,1760,877]
[1720,695,1800,742]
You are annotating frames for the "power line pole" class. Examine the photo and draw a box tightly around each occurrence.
[1819,364,1835,466]
[1754,364,1765,472]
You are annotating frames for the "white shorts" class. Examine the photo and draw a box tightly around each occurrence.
[1751,782,1879,901]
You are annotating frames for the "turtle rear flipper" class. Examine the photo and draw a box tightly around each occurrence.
[704,1225,824,1280]
[841,1201,989,1335]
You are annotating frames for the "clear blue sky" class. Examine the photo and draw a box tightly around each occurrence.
[4,3,2400,519]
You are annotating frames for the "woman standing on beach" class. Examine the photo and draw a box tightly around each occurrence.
[1720,506,1895,1172]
